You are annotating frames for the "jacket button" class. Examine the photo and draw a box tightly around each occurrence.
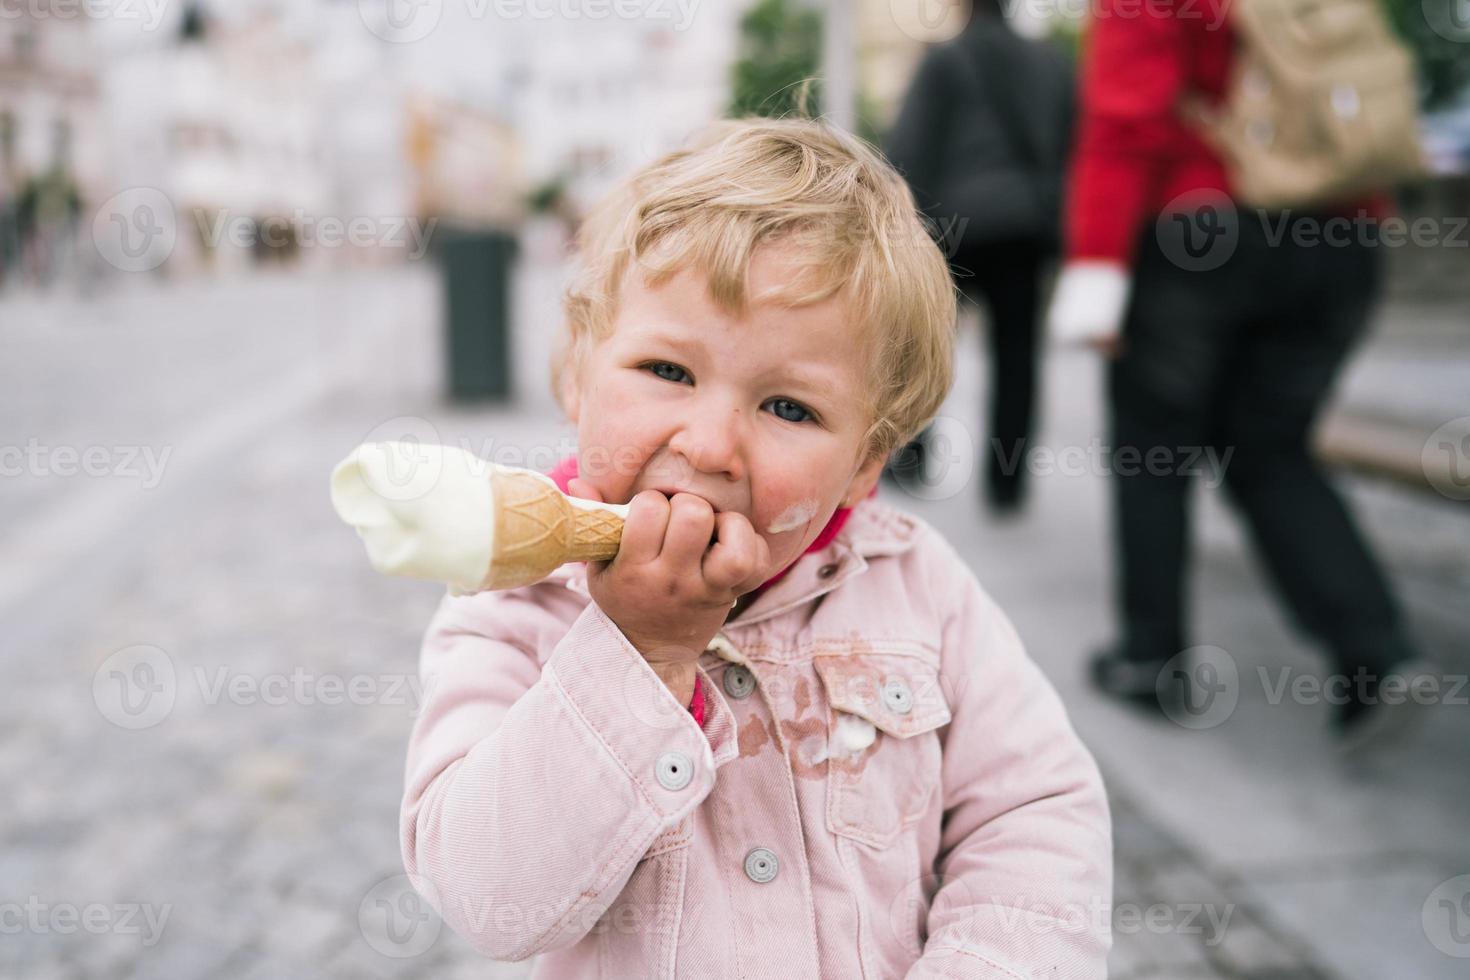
[722,664,756,699]
[882,679,913,715]
[817,563,839,579]
[743,847,779,883]
[655,751,693,791]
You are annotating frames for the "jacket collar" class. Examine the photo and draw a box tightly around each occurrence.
[542,496,923,628]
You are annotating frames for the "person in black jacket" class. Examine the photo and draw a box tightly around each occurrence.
[883,0,1073,512]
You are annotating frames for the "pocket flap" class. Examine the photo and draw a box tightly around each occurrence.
[813,653,951,738]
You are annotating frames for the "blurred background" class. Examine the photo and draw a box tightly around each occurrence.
[2,0,1468,978]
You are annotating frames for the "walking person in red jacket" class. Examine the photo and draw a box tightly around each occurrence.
[1047,0,1431,745]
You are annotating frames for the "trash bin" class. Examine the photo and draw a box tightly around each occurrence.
[439,226,517,402]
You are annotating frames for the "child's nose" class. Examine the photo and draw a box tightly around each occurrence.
[668,404,746,481]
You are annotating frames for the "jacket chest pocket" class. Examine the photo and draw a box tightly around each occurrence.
[813,652,952,849]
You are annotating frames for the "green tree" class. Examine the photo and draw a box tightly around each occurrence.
[727,0,885,143]
[1384,0,1470,109]
[728,0,823,119]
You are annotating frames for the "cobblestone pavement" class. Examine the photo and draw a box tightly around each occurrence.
[1,261,1467,979]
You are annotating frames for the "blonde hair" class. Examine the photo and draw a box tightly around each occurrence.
[551,114,957,463]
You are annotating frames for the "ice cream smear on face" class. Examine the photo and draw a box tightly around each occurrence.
[765,497,820,534]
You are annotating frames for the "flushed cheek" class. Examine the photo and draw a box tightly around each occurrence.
[578,385,660,495]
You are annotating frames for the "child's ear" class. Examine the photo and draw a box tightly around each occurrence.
[841,450,887,508]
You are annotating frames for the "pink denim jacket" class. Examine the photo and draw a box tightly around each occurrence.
[400,496,1113,979]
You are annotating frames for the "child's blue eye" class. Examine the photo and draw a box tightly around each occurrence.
[766,398,813,424]
[646,362,691,384]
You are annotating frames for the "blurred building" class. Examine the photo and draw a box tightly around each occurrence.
[0,3,105,287]
[507,9,743,217]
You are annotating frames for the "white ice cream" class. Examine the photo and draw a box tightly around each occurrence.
[330,441,495,594]
[765,497,820,534]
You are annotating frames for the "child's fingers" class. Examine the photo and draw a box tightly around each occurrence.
[660,493,716,570]
[703,510,768,593]
[566,476,604,502]
[616,490,670,565]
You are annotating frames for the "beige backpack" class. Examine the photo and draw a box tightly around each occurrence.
[1187,0,1427,208]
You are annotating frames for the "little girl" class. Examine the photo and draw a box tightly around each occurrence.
[400,117,1112,978]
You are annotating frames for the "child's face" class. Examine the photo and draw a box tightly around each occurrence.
[565,242,887,582]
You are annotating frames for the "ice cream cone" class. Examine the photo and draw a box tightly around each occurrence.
[480,464,626,590]
[330,441,629,593]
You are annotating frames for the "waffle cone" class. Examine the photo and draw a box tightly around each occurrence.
[480,467,626,590]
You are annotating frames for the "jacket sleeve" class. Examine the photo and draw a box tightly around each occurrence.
[1065,0,1192,265]
[399,588,722,961]
[906,566,1112,979]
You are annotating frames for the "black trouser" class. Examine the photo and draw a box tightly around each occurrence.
[1110,212,1414,675]
[953,240,1047,500]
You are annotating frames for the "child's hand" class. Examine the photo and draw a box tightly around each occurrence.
[568,478,770,681]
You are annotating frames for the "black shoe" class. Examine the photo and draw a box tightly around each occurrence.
[1331,659,1438,755]
[1088,646,1178,716]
